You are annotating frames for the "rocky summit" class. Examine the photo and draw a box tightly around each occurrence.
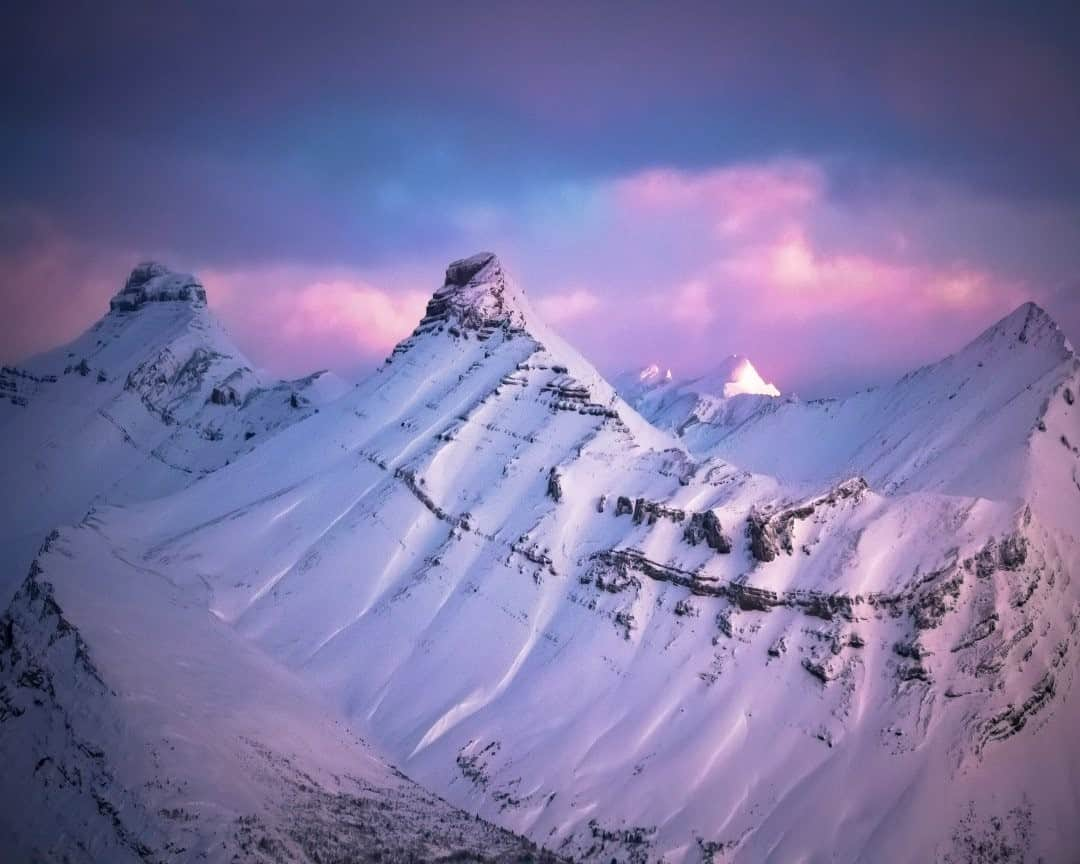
[417,252,531,333]
[109,261,208,311]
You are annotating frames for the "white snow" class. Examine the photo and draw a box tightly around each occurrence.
[2,257,1079,863]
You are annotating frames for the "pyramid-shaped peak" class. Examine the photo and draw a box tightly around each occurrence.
[420,252,530,332]
[967,300,1072,358]
[110,262,206,312]
[687,354,781,398]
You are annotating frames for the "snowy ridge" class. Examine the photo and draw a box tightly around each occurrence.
[2,255,1079,862]
[679,302,1079,503]
[613,363,673,405]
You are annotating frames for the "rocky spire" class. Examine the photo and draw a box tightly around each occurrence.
[110,262,206,312]
[417,253,530,332]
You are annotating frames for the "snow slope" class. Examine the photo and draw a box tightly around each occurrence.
[0,262,347,603]
[0,524,559,863]
[3,253,1079,862]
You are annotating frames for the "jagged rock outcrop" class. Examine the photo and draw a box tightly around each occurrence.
[683,510,732,553]
[415,253,528,334]
[747,508,781,562]
[547,468,563,503]
[632,497,686,525]
[1,366,57,408]
[999,534,1028,570]
[979,673,1056,750]
[541,373,618,417]
[109,262,207,311]
[0,561,159,862]
[748,477,869,563]
[210,384,240,406]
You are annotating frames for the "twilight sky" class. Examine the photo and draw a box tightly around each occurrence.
[3,1,1080,396]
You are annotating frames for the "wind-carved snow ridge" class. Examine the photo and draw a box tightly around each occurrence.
[2,253,1080,863]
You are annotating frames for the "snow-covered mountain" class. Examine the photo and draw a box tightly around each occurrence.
[0,261,347,603]
[617,356,780,436]
[3,253,1079,862]
[677,304,1079,503]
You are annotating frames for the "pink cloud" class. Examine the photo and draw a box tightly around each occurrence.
[0,215,432,381]
[202,265,429,377]
[664,280,715,328]
[721,228,1019,322]
[3,159,1075,402]
[0,211,137,364]
[535,288,600,324]
[524,161,1043,394]
[612,161,821,236]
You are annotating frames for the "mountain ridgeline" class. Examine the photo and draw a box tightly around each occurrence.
[2,254,1079,863]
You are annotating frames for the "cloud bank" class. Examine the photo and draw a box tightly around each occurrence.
[3,4,1079,396]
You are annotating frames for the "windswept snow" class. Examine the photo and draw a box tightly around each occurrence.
[2,255,1079,863]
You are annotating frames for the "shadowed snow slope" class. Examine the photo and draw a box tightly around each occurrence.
[3,256,1079,863]
[0,262,347,603]
[0,527,559,863]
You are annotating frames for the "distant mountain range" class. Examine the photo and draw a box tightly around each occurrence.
[2,253,1078,863]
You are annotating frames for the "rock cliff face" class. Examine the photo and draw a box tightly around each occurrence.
[683,509,731,553]
[3,253,1079,863]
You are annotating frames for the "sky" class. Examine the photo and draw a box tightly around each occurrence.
[3,1,1080,396]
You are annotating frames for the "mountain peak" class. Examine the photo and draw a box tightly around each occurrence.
[639,363,673,385]
[693,354,781,398]
[419,252,529,332]
[968,300,1073,358]
[110,262,207,313]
